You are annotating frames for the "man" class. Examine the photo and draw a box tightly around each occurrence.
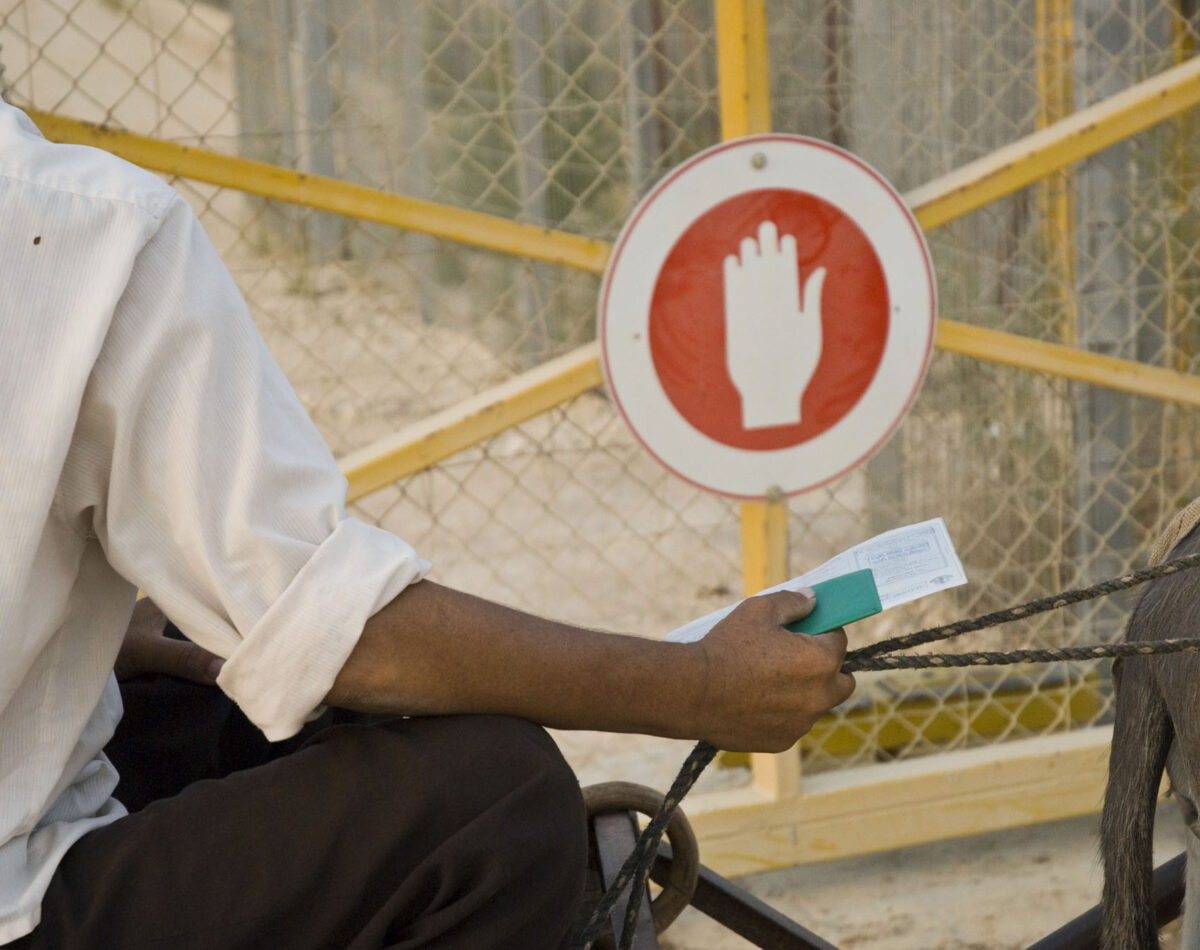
[0,93,855,949]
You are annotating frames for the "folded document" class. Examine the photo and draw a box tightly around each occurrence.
[665,517,967,644]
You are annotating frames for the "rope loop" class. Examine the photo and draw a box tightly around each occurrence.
[571,551,1200,950]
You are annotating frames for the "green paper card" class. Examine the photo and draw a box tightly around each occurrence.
[785,569,881,636]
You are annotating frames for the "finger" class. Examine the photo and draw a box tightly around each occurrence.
[130,596,168,632]
[724,252,740,282]
[780,232,798,262]
[811,625,848,656]
[740,235,758,264]
[802,266,826,314]
[757,219,780,255]
[146,637,225,686]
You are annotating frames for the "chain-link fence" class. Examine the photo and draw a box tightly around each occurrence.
[5,0,1200,781]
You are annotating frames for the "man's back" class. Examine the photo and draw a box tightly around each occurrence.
[0,99,177,943]
[0,99,427,943]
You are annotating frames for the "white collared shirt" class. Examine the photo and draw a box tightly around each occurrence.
[0,98,430,943]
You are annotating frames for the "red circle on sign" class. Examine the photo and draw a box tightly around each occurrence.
[647,188,889,451]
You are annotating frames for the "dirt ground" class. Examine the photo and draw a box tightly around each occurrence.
[553,724,1191,949]
[652,800,1191,950]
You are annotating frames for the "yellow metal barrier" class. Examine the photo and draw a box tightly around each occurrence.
[341,344,603,504]
[935,320,1200,407]
[26,56,1200,456]
[24,109,611,276]
[715,0,771,141]
[337,56,1200,492]
[907,53,1200,230]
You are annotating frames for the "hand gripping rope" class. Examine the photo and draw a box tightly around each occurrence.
[573,551,1200,950]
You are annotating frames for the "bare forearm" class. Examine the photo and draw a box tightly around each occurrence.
[327,579,856,752]
[326,580,707,739]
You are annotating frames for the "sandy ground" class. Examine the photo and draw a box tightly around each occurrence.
[658,801,1191,950]
[554,723,1192,948]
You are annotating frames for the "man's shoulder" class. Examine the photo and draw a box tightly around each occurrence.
[0,99,178,226]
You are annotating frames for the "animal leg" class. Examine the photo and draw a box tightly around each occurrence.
[1178,825,1200,950]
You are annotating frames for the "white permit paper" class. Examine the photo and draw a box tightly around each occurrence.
[664,517,967,644]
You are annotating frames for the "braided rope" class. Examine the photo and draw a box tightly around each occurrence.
[575,741,717,949]
[572,551,1200,950]
[848,552,1200,661]
[846,636,1200,671]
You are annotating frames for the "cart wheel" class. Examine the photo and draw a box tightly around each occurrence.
[582,780,700,934]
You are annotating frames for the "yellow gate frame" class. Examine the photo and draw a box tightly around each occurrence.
[28,2,1200,872]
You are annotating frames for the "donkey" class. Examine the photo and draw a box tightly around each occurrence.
[1101,522,1200,948]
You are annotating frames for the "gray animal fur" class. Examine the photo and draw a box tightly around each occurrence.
[1101,524,1200,948]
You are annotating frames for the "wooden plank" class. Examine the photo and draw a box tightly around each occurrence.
[748,747,803,804]
[685,728,1117,877]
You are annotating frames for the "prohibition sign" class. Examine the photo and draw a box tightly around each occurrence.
[598,134,936,500]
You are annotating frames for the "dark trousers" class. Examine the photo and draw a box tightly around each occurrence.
[10,671,588,949]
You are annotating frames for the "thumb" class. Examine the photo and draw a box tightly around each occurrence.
[765,588,817,627]
[802,266,826,314]
[148,637,225,686]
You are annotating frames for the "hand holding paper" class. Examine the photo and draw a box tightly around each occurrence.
[666,518,966,644]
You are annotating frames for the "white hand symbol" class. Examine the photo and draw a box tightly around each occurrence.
[723,220,825,429]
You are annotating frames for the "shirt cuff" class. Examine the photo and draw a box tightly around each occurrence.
[215,518,430,741]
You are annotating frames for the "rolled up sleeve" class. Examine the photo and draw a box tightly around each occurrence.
[217,519,425,740]
[69,193,430,740]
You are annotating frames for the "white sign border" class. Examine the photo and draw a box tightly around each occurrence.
[599,134,936,499]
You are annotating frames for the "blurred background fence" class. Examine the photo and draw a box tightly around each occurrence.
[4,0,1200,782]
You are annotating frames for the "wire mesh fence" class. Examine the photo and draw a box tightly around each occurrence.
[5,0,1200,779]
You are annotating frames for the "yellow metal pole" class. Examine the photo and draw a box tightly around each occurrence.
[26,55,1200,281]
[24,110,611,275]
[715,0,750,139]
[743,0,772,135]
[1035,0,1078,346]
[935,319,1200,407]
[908,54,1200,230]
[26,55,1200,277]
[716,0,777,600]
[1167,7,1197,375]
[716,0,780,601]
[715,0,770,139]
[740,490,790,595]
[740,492,801,800]
[341,344,604,502]
[1034,0,1079,695]
[338,319,1200,507]
[716,0,799,800]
